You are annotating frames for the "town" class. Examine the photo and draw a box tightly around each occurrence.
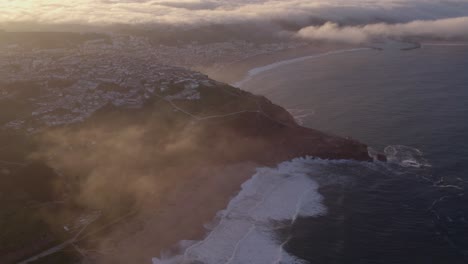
[0,33,304,131]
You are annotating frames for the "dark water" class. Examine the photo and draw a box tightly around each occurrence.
[242,46,468,263]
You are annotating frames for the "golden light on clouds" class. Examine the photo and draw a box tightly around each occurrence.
[1,0,468,31]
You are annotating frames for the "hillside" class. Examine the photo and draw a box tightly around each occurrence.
[0,70,372,263]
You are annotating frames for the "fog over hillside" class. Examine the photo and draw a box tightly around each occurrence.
[2,1,468,264]
[2,0,468,43]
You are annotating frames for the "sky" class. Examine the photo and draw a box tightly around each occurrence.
[1,0,468,42]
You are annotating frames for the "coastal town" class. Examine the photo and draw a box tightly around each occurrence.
[0,33,305,131]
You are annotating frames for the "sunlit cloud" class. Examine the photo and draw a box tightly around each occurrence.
[297,16,468,43]
[1,0,468,26]
[1,0,468,43]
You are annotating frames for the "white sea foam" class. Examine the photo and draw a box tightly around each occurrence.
[384,145,431,168]
[152,157,331,264]
[422,42,468,47]
[287,108,315,125]
[233,48,371,88]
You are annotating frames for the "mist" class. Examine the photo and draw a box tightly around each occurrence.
[2,1,468,263]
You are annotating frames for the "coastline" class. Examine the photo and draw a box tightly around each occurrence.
[85,56,372,262]
[4,30,466,264]
[232,47,372,88]
[215,39,468,89]
[92,163,260,264]
[149,41,468,264]
[128,45,375,263]
[12,44,374,264]
[201,43,367,86]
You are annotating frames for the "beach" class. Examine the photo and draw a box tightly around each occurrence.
[201,43,364,86]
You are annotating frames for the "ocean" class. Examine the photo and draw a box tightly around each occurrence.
[153,44,468,264]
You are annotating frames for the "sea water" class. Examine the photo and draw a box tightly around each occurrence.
[154,44,468,263]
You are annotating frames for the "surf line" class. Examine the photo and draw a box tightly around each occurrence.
[233,48,372,88]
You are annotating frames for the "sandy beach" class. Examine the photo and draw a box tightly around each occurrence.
[201,42,364,86]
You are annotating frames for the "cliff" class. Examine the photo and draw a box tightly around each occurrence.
[0,71,372,263]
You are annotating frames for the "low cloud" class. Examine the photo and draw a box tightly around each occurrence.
[2,0,468,29]
[297,16,468,44]
[1,1,468,45]
[155,1,222,11]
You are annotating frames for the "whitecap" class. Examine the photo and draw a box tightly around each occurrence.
[384,145,431,168]
[287,108,315,125]
[152,157,329,264]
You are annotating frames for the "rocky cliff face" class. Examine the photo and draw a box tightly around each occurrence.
[0,69,371,263]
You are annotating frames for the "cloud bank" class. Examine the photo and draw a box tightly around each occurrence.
[1,0,468,26]
[1,1,468,42]
[297,16,468,43]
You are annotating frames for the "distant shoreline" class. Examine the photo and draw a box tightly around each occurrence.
[232,48,372,88]
[422,42,468,46]
[211,40,468,89]
[202,43,365,86]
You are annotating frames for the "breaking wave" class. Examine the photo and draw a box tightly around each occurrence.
[422,42,468,47]
[151,157,350,264]
[287,108,315,126]
[384,145,431,168]
[150,150,459,264]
